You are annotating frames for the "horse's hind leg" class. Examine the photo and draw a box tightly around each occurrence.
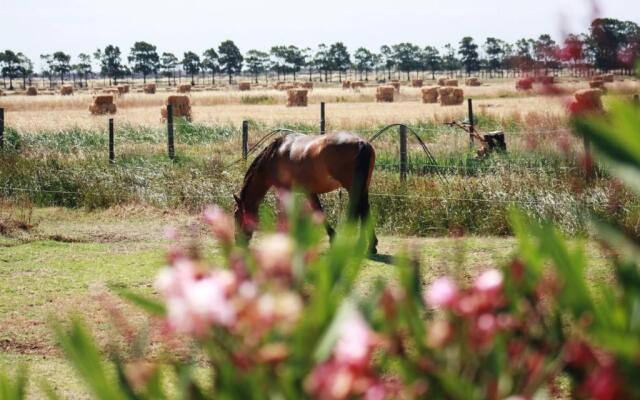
[308,193,335,241]
[359,190,378,254]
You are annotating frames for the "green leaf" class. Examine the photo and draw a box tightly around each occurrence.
[110,286,166,316]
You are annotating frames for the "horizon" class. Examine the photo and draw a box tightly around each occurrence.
[2,0,639,69]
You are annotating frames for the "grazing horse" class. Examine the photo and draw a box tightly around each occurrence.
[233,132,378,253]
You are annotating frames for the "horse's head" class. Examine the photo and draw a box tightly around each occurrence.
[233,194,257,241]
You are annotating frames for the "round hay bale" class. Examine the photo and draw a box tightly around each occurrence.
[89,95,117,115]
[26,87,38,96]
[421,86,439,103]
[411,79,424,88]
[516,78,533,90]
[161,95,192,120]
[177,84,192,93]
[60,85,74,96]
[143,83,156,94]
[569,89,604,116]
[445,79,458,87]
[438,87,464,106]
[465,77,481,86]
[238,82,251,91]
[376,86,395,102]
[287,89,308,107]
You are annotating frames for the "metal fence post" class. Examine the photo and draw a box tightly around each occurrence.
[108,118,114,163]
[242,120,249,160]
[0,108,4,150]
[320,102,326,135]
[399,124,408,182]
[467,98,474,150]
[167,104,175,160]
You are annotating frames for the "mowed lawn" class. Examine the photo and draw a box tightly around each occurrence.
[0,207,613,399]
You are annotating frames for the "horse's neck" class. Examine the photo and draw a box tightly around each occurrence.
[241,167,271,213]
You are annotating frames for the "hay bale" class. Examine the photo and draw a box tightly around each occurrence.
[421,86,439,103]
[301,82,313,89]
[116,84,130,94]
[342,81,352,89]
[437,77,447,86]
[275,82,295,91]
[465,77,481,86]
[597,74,614,83]
[161,95,192,120]
[438,87,464,106]
[589,80,606,89]
[177,84,192,93]
[238,82,251,91]
[411,79,424,87]
[570,89,603,116]
[538,76,555,85]
[445,79,458,87]
[143,83,156,94]
[516,78,533,90]
[60,85,74,96]
[102,88,120,96]
[89,95,117,115]
[351,81,365,89]
[286,89,308,107]
[26,87,38,96]
[375,86,395,102]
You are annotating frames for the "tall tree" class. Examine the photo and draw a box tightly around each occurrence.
[458,37,480,74]
[533,34,559,74]
[129,41,159,83]
[354,47,375,81]
[52,51,71,83]
[284,46,305,81]
[560,34,584,74]
[392,43,421,80]
[245,49,269,83]
[201,48,220,84]
[442,44,459,75]
[182,51,200,85]
[160,52,178,86]
[270,46,289,80]
[379,45,395,79]
[328,42,350,82]
[421,46,441,79]
[484,38,505,77]
[16,52,33,88]
[0,50,20,89]
[313,44,332,82]
[515,38,535,71]
[40,54,53,87]
[218,40,243,84]
[75,53,92,87]
[96,45,123,85]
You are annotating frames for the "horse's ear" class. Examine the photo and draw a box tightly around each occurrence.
[233,194,241,206]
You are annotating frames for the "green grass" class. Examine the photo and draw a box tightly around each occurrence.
[0,207,612,399]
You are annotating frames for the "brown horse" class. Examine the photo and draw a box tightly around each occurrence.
[233,131,378,253]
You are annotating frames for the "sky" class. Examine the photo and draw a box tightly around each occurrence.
[2,0,639,69]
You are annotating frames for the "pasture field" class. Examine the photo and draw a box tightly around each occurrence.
[0,207,612,399]
[0,77,638,398]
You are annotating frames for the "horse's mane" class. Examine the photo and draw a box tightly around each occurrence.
[239,135,286,199]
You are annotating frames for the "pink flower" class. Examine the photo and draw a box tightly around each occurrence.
[474,269,503,293]
[202,206,235,244]
[254,233,294,276]
[424,277,458,308]
[334,312,374,367]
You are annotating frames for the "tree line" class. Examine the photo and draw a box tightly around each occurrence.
[1,18,638,90]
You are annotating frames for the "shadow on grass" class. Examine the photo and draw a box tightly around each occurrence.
[368,253,394,265]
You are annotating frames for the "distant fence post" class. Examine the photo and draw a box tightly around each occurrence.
[0,108,4,150]
[242,120,249,160]
[467,98,474,150]
[320,102,326,135]
[399,124,408,182]
[108,118,115,163]
[167,104,175,160]
[634,94,639,106]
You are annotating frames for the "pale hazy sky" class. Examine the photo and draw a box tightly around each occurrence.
[2,0,639,68]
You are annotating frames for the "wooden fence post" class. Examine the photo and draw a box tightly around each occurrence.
[320,102,326,135]
[167,104,175,160]
[399,124,408,182]
[634,94,639,106]
[242,120,249,160]
[467,98,475,150]
[108,118,114,163]
[0,108,4,150]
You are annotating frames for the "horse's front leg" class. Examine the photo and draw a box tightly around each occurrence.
[308,193,335,241]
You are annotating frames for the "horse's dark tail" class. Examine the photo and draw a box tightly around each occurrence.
[348,141,374,221]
